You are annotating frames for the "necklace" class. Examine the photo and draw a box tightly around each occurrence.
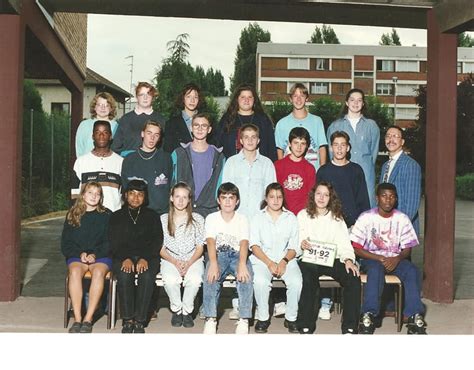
[92,149,112,158]
[138,148,157,161]
[128,207,141,224]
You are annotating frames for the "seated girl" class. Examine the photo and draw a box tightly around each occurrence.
[160,182,205,328]
[250,182,302,334]
[296,181,361,334]
[61,181,111,333]
[109,179,163,333]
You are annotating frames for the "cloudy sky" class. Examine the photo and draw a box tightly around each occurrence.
[86,14,467,93]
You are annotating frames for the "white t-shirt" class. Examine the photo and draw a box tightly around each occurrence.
[205,211,249,252]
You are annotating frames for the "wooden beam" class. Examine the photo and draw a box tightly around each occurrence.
[434,0,474,33]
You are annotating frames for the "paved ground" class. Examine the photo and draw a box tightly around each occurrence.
[0,198,472,335]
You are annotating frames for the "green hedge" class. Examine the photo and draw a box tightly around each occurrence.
[456,173,474,200]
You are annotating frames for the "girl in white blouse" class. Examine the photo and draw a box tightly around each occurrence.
[160,182,205,328]
[296,181,361,334]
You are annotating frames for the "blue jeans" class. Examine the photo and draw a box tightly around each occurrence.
[203,249,254,319]
[360,258,425,317]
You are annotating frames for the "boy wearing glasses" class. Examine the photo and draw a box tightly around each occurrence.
[112,82,166,157]
[380,125,421,235]
[171,113,225,218]
[351,183,427,335]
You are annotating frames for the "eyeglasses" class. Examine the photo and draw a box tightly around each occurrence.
[96,103,110,108]
[385,134,402,139]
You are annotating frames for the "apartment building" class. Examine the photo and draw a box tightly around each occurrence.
[256,43,474,127]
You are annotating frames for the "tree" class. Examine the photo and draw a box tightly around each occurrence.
[231,22,271,92]
[308,25,340,44]
[413,74,473,176]
[308,97,342,131]
[155,34,227,118]
[458,32,474,47]
[166,33,190,64]
[380,28,402,46]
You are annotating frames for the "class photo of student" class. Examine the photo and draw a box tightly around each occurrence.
[109,179,163,334]
[160,182,205,329]
[215,83,277,161]
[250,182,302,334]
[61,182,111,333]
[296,182,361,334]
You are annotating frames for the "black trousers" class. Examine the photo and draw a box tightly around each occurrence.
[113,257,159,324]
[297,260,361,333]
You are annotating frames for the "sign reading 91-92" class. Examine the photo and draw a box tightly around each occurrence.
[302,240,337,267]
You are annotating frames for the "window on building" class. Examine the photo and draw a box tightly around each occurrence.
[464,62,474,73]
[396,84,418,96]
[396,107,418,120]
[315,58,330,71]
[376,83,394,96]
[288,58,309,70]
[51,102,70,114]
[310,82,329,94]
[354,71,374,78]
[377,60,395,72]
[396,60,418,72]
[457,62,463,74]
[331,82,351,95]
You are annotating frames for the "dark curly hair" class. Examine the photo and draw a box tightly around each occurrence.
[222,84,266,133]
[306,181,344,221]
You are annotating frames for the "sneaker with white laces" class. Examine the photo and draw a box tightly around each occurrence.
[203,318,217,334]
[235,318,249,334]
[406,313,427,335]
[318,305,332,320]
[273,302,286,317]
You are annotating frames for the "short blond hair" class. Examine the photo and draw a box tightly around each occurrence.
[289,83,309,98]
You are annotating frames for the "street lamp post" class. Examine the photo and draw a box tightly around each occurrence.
[392,76,398,124]
[125,55,134,112]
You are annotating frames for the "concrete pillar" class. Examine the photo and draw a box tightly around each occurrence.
[0,14,25,301]
[423,9,458,303]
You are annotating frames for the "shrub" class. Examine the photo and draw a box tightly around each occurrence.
[456,173,474,200]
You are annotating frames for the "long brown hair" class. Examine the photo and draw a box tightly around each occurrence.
[66,182,106,227]
[260,182,287,210]
[306,181,344,221]
[223,84,266,133]
[167,182,195,237]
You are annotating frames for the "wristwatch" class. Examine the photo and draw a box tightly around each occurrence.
[282,257,289,264]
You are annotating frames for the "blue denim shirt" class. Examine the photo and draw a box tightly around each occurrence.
[222,150,276,220]
[249,208,300,263]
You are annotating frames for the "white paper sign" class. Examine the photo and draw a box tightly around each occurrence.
[301,240,337,267]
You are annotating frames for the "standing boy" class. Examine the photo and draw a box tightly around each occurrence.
[351,183,427,335]
[121,120,172,215]
[222,123,276,220]
[202,182,253,334]
[275,127,316,215]
[172,113,225,218]
[316,130,370,320]
[72,120,123,212]
[274,83,327,170]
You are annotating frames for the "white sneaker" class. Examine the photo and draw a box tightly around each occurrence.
[318,306,332,320]
[235,318,249,334]
[203,318,217,334]
[273,302,286,317]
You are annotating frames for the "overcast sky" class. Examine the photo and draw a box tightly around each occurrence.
[86,14,470,94]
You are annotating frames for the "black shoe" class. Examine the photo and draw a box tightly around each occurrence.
[284,319,299,333]
[171,312,183,327]
[407,313,427,335]
[79,321,93,333]
[182,314,194,328]
[359,312,375,334]
[121,320,134,334]
[254,320,270,333]
[68,321,82,333]
[134,322,146,333]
